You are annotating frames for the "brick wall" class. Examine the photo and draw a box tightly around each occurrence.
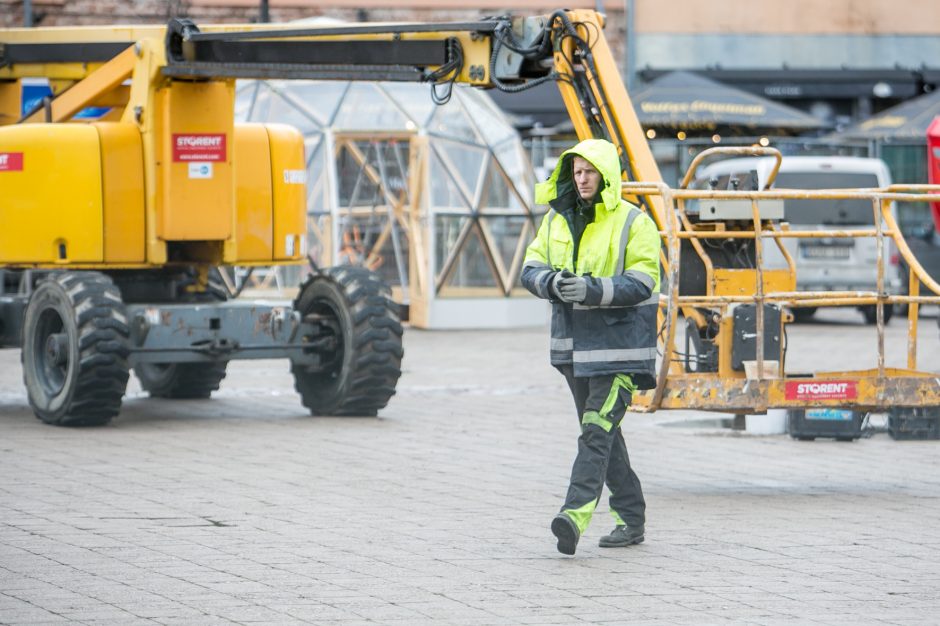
[2,1,617,27]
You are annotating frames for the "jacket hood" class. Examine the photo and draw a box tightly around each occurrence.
[534,138,623,213]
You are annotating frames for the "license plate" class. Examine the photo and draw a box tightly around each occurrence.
[805,408,854,421]
[801,245,851,259]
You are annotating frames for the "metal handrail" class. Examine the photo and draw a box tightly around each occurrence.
[679,146,783,191]
[621,178,940,413]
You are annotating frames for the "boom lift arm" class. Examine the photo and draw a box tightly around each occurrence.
[0,10,666,222]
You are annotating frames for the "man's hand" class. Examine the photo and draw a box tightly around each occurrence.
[558,275,588,303]
[550,269,575,301]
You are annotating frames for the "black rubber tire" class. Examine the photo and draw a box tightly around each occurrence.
[791,307,817,323]
[291,266,403,416]
[21,272,130,427]
[135,361,228,399]
[860,305,893,325]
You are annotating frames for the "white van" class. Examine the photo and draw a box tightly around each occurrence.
[692,155,901,323]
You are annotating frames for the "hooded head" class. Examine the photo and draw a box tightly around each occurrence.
[535,138,624,213]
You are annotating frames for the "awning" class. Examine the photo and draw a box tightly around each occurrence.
[487,71,826,134]
[632,71,825,133]
[830,89,940,141]
[640,68,924,101]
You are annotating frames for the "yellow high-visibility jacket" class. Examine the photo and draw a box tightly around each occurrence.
[521,138,661,388]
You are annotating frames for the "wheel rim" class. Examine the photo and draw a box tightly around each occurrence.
[135,362,175,391]
[311,296,345,379]
[142,363,173,376]
[297,291,347,399]
[32,307,70,397]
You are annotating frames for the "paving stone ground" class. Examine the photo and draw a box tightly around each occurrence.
[1,308,940,625]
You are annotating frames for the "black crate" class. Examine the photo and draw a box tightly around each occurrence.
[888,408,940,440]
[788,408,864,441]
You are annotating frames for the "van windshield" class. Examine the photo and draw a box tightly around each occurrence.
[774,172,881,225]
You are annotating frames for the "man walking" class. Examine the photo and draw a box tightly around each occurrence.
[521,138,660,555]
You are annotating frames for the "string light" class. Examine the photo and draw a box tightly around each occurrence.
[711,134,722,143]
[676,131,686,141]
[646,129,657,139]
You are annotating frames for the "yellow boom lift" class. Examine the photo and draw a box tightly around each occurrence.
[1,10,939,426]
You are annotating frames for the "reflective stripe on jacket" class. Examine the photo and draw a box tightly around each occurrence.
[520,139,661,388]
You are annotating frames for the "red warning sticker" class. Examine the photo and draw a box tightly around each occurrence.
[0,152,24,172]
[785,380,857,401]
[172,134,226,162]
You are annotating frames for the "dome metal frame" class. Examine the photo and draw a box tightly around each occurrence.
[237,79,547,328]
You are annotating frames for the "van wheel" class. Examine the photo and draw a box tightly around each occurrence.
[860,305,893,325]
[897,268,910,317]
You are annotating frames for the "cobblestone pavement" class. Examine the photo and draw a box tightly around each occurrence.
[2,308,940,625]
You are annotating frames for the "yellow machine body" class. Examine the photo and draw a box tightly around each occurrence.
[155,80,235,243]
[0,118,305,268]
[0,123,145,265]
[713,268,794,297]
[232,123,308,264]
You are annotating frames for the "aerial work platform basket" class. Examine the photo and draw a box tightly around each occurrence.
[630,146,940,416]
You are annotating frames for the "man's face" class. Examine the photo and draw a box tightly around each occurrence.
[572,156,602,200]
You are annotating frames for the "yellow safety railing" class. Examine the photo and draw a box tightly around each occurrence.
[623,147,940,414]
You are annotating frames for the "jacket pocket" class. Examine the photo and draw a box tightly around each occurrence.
[602,307,635,326]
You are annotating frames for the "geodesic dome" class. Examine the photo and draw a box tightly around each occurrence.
[235,80,546,328]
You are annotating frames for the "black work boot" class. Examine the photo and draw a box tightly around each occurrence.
[598,524,644,548]
[551,513,580,555]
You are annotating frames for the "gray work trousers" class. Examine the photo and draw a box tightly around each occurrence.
[555,364,646,532]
